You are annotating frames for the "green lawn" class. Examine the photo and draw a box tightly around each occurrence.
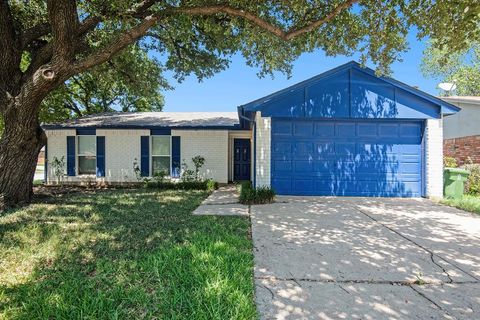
[0,189,257,319]
[441,195,480,215]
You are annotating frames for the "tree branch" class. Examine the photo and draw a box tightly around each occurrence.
[21,23,51,49]
[72,1,357,74]
[72,14,158,73]
[0,0,21,100]
[47,0,79,62]
[169,1,358,41]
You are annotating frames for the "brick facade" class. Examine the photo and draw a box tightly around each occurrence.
[444,135,480,165]
[425,119,444,198]
[255,112,271,188]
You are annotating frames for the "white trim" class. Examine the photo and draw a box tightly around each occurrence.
[76,135,97,176]
[150,135,172,177]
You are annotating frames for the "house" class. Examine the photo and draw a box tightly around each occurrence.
[43,61,459,197]
[441,96,480,165]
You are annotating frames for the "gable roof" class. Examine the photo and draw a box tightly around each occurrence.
[42,112,240,130]
[239,61,460,116]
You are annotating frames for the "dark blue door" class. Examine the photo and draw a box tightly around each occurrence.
[234,139,251,181]
[271,119,423,197]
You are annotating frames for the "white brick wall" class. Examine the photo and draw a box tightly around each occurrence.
[171,129,229,183]
[425,118,444,198]
[46,129,75,184]
[255,112,271,188]
[46,129,149,184]
[98,129,149,183]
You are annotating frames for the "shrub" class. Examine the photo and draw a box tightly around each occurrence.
[144,179,218,191]
[152,170,168,183]
[444,156,458,168]
[239,181,275,205]
[206,179,219,192]
[255,186,276,204]
[462,163,480,196]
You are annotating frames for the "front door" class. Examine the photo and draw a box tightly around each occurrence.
[234,139,251,181]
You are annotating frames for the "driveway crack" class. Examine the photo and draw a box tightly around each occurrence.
[254,275,478,286]
[352,205,479,283]
[409,285,455,319]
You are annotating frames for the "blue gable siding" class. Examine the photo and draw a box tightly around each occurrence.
[240,61,459,119]
[305,70,349,118]
[253,89,304,118]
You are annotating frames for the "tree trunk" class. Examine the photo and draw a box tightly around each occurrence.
[0,100,45,211]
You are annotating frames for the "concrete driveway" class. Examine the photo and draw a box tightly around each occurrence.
[251,197,480,319]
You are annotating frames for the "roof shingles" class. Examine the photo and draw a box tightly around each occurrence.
[42,112,240,129]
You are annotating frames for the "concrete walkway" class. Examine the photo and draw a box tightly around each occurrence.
[252,197,480,319]
[192,185,249,216]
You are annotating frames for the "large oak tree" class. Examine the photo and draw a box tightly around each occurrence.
[0,0,479,210]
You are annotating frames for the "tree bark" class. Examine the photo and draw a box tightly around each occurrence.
[0,100,45,211]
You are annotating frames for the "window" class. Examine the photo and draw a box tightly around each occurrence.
[152,136,170,175]
[78,136,96,175]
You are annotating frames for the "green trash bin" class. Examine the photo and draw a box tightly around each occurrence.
[444,167,470,198]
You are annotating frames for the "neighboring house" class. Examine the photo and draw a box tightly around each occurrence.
[441,96,480,165]
[43,61,459,198]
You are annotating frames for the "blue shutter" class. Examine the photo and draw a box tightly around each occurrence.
[171,136,181,178]
[96,136,105,177]
[141,136,150,177]
[67,136,76,176]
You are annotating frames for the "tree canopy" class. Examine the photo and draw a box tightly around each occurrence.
[422,40,480,96]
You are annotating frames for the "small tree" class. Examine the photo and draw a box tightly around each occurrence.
[191,155,206,181]
[51,156,66,185]
[181,159,196,183]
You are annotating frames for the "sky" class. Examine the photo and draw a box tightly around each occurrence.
[161,30,440,112]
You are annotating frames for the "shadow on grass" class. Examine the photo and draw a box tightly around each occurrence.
[0,189,256,319]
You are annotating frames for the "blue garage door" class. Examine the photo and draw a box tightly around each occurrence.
[271,119,424,197]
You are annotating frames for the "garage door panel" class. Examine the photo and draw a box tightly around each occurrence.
[271,178,292,194]
[400,123,422,137]
[272,159,292,172]
[295,141,314,154]
[314,123,335,137]
[272,120,293,135]
[337,122,356,137]
[271,119,423,197]
[294,122,314,136]
[272,141,292,153]
[357,123,378,136]
[294,160,314,172]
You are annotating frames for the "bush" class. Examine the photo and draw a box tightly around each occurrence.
[462,163,480,195]
[444,156,458,168]
[206,179,219,192]
[239,181,275,205]
[255,186,276,204]
[144,179,218,191]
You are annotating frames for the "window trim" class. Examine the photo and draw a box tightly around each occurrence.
[77,135,97,176]
[150,135,172,177]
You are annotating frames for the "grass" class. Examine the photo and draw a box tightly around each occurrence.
[441,195,480,215]
[0,189,256,319]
